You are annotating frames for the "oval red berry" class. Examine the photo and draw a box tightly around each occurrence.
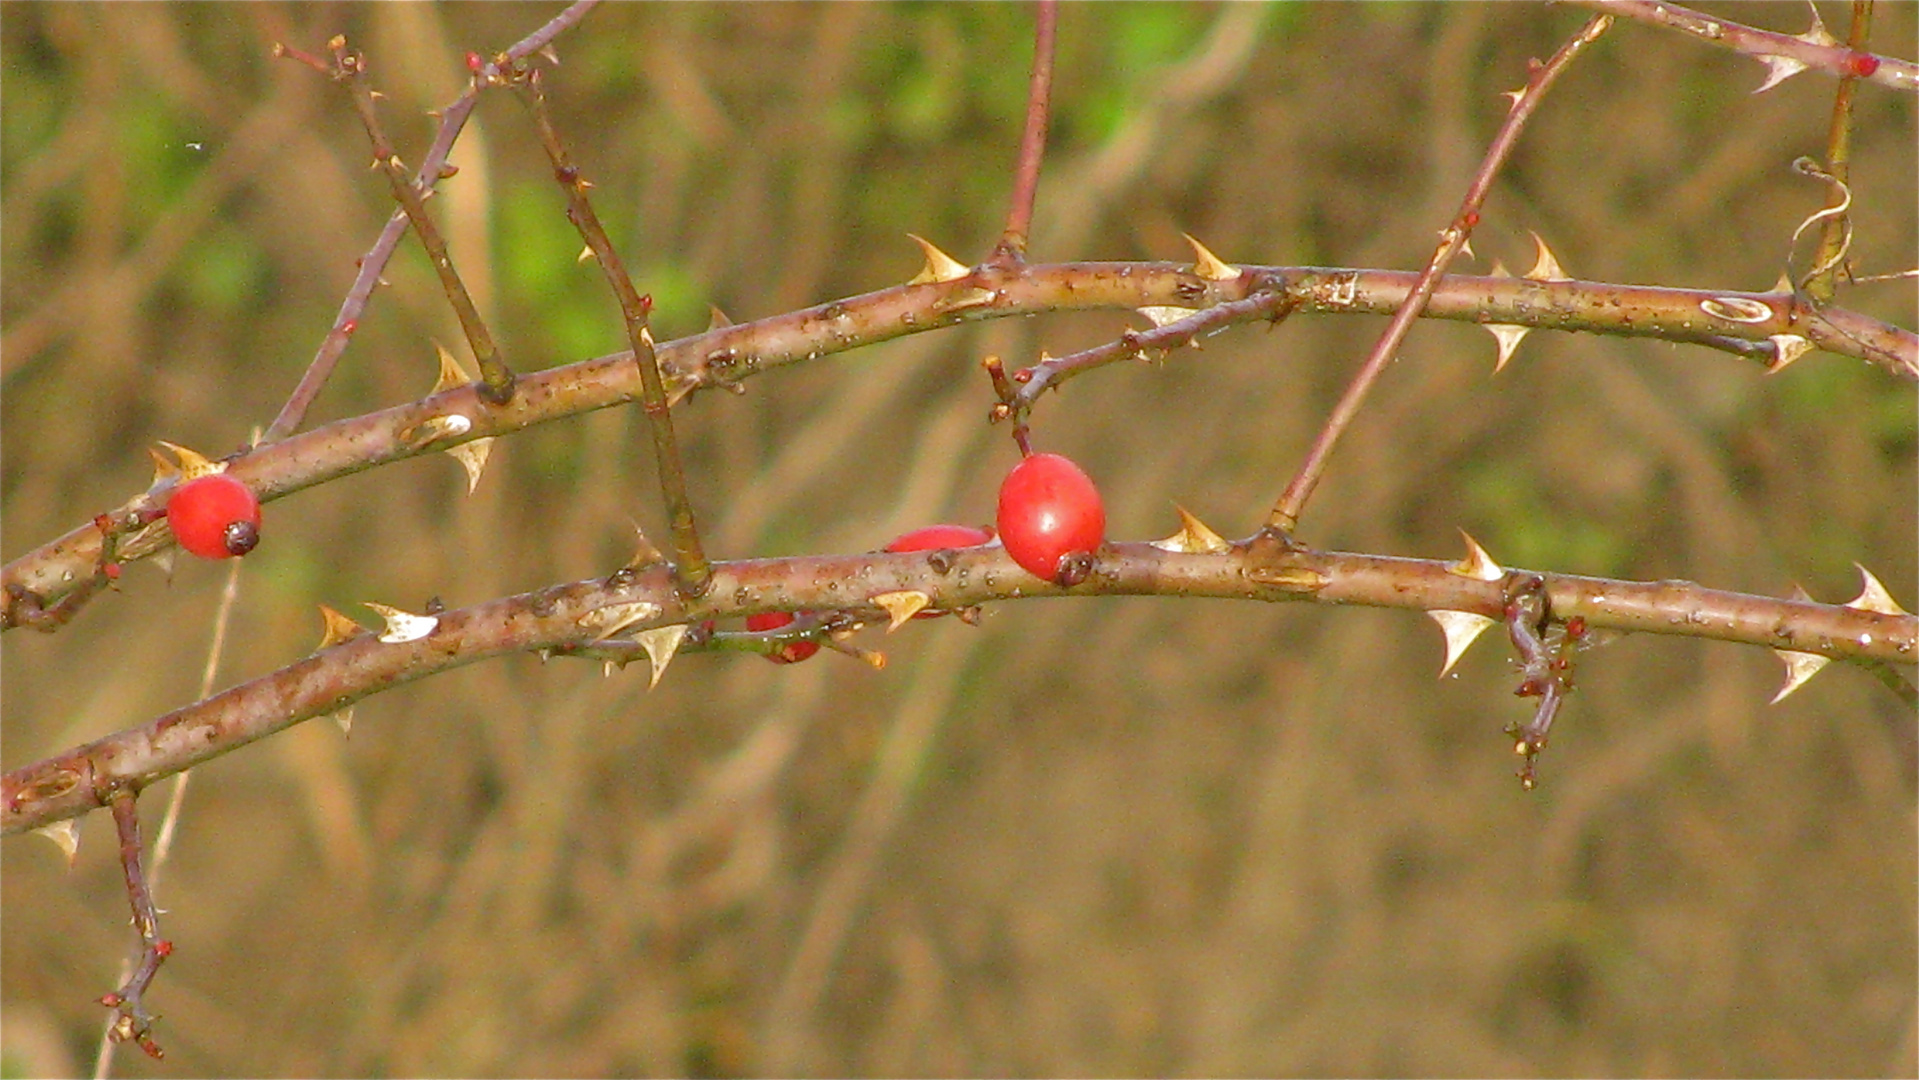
[166,474,262,559]
[746,611,819,664]
[996,452,1105,586]
[884,524,994,553]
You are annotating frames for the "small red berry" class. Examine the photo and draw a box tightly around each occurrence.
[996,452,1105,586]
[884,524,995,619]
[165,474,261,559]
[746,611,819,664]
[884,524,994,553]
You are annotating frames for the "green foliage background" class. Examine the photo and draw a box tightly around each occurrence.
[3,3,1914,1076]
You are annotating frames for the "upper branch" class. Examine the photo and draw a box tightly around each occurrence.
[1570,0,1917,91]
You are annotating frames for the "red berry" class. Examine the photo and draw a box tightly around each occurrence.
[165,474,261,559]
[996,452,1105,586]
[884,524,995,619]
[884,524,994,553]
[746,611,819,664]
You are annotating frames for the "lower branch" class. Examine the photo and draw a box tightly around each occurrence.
[6,541,1911,836]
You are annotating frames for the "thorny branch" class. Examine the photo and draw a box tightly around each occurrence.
[1569,0,1917,91]
[5,542,1913,837]
[5,262,1914,628]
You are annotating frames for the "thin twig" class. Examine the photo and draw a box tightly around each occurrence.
[96,790,170,1062]
[991,0,1058,265]
[1805,0,1874,303]
[329,36,515,404]
[1267,14,1613,536]
[516,66,713,596]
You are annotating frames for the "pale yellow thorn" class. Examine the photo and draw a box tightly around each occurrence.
[1770,649,1831,703]
[432,341,473,394]
[154,440,220,480]
[576,600,663,642]
[1487,257,1513,279]
[1447,529,1504,581]
[1845,564,1909,616]
[332,709,355,737]
[400,413,473,449]
[1459,236,1476,261]
[872,590,932,631]
[1752,53,1809,93]
[1523,231,1567,281]
[316,604,364,649]
[447,437,495,494]
[33,820,80,867]
[1245,565,1330,592]
[626,521,665,569]
[1765,335,1812,373]
[906,233,971,284]
[706,305,734,331]
[148,446,184,486]
[1501,86,1527,109]
[538,43,561,65]
[1137,305,1199,329]
[364,602,439,643]
[1484,323,1531,373]
[1429,609,1497,678]
[1182,233,1242,282]
[1771,270,1795,293]
[1794,2,1838,47]
[577,243,597,264]
[634,624,689,688]
[935,286,997,312]
[1150,504,1231,554]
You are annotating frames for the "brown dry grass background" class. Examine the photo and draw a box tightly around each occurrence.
[3,3,1915,1076]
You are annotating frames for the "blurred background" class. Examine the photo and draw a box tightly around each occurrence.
[3,3,1914,1076]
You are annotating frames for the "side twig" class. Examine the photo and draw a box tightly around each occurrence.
[317,35,515,404]
[991,0,1058,266]
[1266,13,1612,536]
[515,65,712,597]
[96,789,171,1061]
[1805,0,1874,303]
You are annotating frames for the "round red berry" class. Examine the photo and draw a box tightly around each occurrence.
[166,474,261,559]
[996,452,1105,586]
[884,524,994,553]
[746,611,819,664]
